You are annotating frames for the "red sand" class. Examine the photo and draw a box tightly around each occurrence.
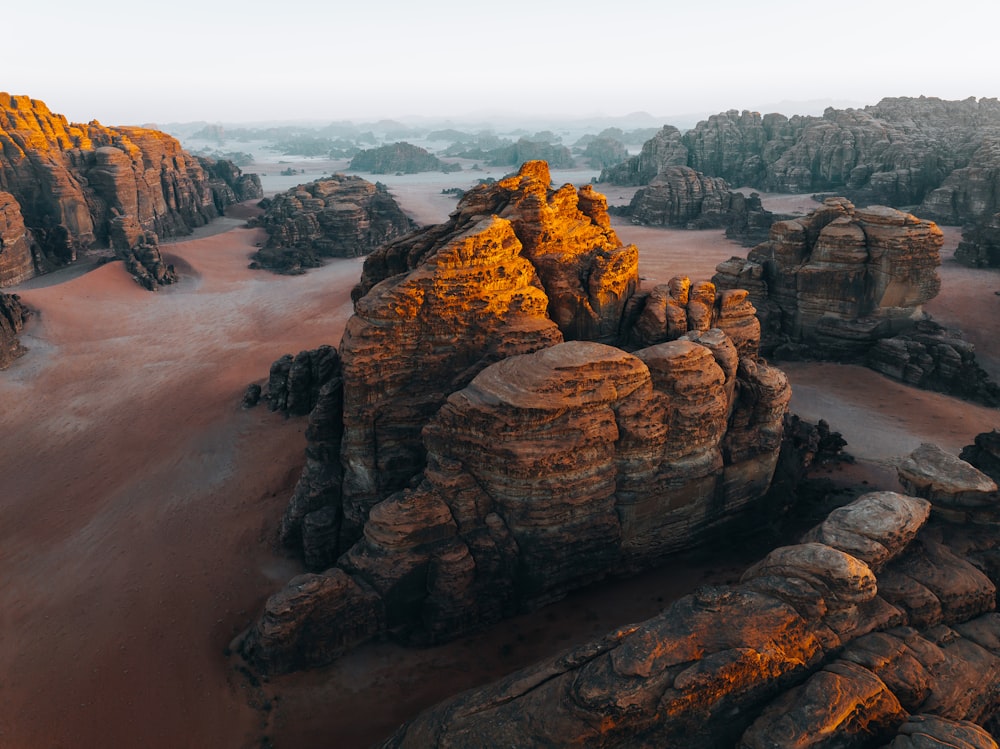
[1,188,997,748]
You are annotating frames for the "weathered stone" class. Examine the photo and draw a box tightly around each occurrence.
[897,443,998,512]
[0,191,37,286]
[0,92,258,285]
[249,175,415,273]
[0,291,30,369]
[884,715,999,749]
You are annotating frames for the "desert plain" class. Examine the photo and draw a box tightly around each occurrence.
[1,166,999,748]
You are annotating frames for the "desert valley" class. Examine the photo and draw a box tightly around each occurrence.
[4,92,1000,749]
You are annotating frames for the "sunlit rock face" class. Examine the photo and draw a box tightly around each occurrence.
[249,175,416,273]
[239,164,799,674]
[0,92,259,285]
[0,191,35,286]
[714,197,942,359]
[382,487,1000,748]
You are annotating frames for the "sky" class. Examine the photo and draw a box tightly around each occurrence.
[5,0,996,127]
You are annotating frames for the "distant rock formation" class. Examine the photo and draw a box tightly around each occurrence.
[349,142,459,174]
[248,176,416,273]
[381,468,1000,748]
[956,212,1000,268]
[0,92,261,287]
[623,165,782,242]
[0,291,29,369]
[237,162,797,675]
[602,97,1000,227]
[714,198,943,359]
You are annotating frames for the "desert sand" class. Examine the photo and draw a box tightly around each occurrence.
[1,179,997,748]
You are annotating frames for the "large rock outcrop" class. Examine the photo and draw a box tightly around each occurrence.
[237,162,798,675]
[0,92,260,286]
[602,97,1000,227]
[713,197,943,360]
[381,479,1000,748]
[249,175,416,273]
[0,191,36,286]
[348,142,458,174]
[956,211,1000,268]
[0,291,29,369]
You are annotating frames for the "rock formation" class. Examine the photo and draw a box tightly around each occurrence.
[0,291,29,369]
[713,198,943,360]
[380,470,1000,748]
[956,212,1000,268]
[0,191,37,286]
[602,97,1000,227]
[0,92,261,286]
[237,162,797,675]
[248,176,416,273]
[348,142,458,174]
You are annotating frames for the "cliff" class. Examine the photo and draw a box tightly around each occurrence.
[237,162,796,674]
[249,175,416,273]
[0,92,261,286]
[0,291,29,369]
[602,96,1000,227]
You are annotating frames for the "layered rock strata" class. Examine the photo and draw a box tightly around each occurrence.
[239,162,798,674]
[382,479,1000,748]
[713,197,943,359]
[0,92,260,286]
[603,97,1000,227]
[0,191,36,286]
[240,334,790,674]
[0,291,29,369]
[249,175,415,273]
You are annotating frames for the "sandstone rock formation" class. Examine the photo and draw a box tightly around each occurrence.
[348,142,457,174]
[238,162,799,675]
[248,175,416,273]
[380,481,1000,748]
[0,191,36,286]
[956,212,1000,268]
[0,291,29,369]
[602,97,1000,228]
[625,165,738,227]
[0,92,260,286]
[713,198,943,360]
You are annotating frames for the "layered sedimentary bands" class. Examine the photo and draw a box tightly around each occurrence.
[602,96,1000,227]
[248,175,416,273]
[0,92,261,288]
[713,198,1000,404]
[239,162,797,674]
[382,455,1000,747]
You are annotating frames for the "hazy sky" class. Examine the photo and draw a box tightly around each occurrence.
[6,0,995,126]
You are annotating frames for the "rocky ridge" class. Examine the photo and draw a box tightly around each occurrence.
[602,97,1000,227]
[237,162,797,674]
[381,451,1000,748]
[248,175,416,273]
[0,92,261,287]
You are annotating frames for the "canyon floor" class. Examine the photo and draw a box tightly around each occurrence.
[1,170,998,748]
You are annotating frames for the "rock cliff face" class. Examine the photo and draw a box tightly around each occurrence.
[238,162,796,675]
[603,97,1000,227]
[956,212,1000,268]
[0,92,260,286]
[249,175,416,273]
[382,468,1000,748]
[0,191,36,286]
[0,291,29,369]
[713,198,943,359]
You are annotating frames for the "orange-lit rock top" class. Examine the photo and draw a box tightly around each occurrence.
[0,91,260,286]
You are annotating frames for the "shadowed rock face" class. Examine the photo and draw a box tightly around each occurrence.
[0,92,260,286]
[0,291,29,369]
[604,96,1000,227]
[249,175,416,273]
[714,197,942,359]
[381,477,1000,749]
[238,163,797,675]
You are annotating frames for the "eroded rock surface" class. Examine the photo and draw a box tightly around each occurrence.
[238,162,800,675]
[0,291,29,369]
[0,92,259,286]
[249,175,415,273]
[381,487,1000,748]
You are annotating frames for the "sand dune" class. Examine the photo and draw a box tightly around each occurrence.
[1,186,997,748]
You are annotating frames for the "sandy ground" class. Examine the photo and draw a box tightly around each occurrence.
[1,184,998,748]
